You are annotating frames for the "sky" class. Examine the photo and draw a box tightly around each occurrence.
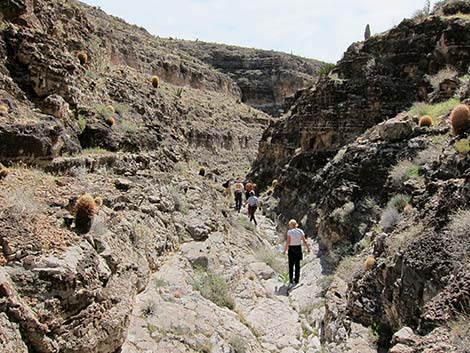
[81,0,439,63]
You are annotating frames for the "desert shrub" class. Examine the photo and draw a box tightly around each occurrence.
[141,301,155,318]
[317,63,335,77]
[317,275,335,296]
[116,120,138,134]
[78,116,87,133]
[238,215,255,231]
[229,336,247,353]
[456,75,470,99]
[364,256,376,270]
[389,160,420,186]
[419,115,433,127]
[81,147,109,155]
[193,269,235,309]
[454,138,470,154]
[256,247,285,274]
[175,87,184,98]
[386,223,423,254]
[77,51,88,65]
[151,75,160,88]
[408,98,459,119]
[2,188,42,220]
[336,256,363,282]
[380,207,403,233]
[451,315,470,352]
[0,104,8,114]
[446,209,470,240]
[387,194,411,212]
[168,185,188,214]
[105,116,115,127]
[75,193,97,232]
[114,103,130,115]
[155,278,168,288]
[331,202,355,224]
[450,104,470,135]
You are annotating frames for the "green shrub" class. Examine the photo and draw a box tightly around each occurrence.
[141,301,156,318]
[256,247,285,274]
[229,336,247,353]
[193,269,235,309]
[317,63,335,77]
[78,116,87,132]
[380,206,403,233]
[317,275,334,295]
[387,194,411,212]
[389,160,420,186]
[408,98,459,119]
[451,314,470,351]
[454,138,470,154]
[238,215,255,231]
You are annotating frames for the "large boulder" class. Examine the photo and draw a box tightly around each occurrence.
[378,113,414,142]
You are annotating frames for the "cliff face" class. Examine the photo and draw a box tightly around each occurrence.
[0,1,274,352]
[249,4,470,352]
[170,41,323,116]
[250,15,470,194]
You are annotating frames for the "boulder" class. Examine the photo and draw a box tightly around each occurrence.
[378,113,414,142]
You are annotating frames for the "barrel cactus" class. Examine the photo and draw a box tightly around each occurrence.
[77,51,88,65]
[419,115,433,127]
[151,75,160,88]
[450,104,470,135]
[75,194,97,231]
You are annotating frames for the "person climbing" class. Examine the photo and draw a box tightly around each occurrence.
[245,190,259,225]
[233,177,244,212]
[283,219,310,286]
[244,181,254,201]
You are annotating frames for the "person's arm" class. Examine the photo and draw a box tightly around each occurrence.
[301,235,311,253]
[283,234,291,255]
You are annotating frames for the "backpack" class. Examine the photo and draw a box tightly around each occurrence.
[222,180,229,188]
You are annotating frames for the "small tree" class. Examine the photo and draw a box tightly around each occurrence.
[364,24,371,40]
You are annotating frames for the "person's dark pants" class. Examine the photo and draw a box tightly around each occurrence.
[248,205,257,225]
[235,192,242,212]
[245,191,251,201]
[288,245,303,284]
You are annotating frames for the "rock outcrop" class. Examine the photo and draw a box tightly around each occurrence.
[250,13,470,193]
[249,4,470,353]
[170,41,324,116]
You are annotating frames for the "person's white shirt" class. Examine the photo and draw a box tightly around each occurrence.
[287,228,304,246]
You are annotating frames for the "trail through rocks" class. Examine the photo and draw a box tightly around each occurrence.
[122,204,326,353]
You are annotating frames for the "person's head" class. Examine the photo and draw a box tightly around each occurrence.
[250,190,255,196]
[288,219,298,229]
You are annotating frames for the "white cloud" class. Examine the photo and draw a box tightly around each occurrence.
[82,0,438,62]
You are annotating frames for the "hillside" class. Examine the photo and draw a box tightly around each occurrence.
[169,40,324,116]
[1,0,470,353]
[250,1,470,352]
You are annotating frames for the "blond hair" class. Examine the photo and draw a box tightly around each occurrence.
[288,219,298,228]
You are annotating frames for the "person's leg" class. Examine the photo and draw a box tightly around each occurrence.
[288,252,294,284]
[252,207,257,225]
[294,256,301,284]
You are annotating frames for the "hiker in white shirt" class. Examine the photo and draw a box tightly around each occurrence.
[244,190,259,225]
[283,219,310,285]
